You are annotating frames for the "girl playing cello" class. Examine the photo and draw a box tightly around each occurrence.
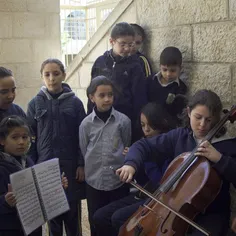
[117,89,236,235]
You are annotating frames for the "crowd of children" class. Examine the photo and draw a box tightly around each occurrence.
[0,20,236,236]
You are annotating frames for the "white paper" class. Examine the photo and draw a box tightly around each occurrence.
[33,158,70,220]
[10,168,45,235]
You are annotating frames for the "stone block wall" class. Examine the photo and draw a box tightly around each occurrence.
[137,0,236,110]
[0,0,61,111]
[67,0,236,117]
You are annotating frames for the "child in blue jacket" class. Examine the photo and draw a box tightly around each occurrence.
[27,58,86,236]
[117,89,236,236]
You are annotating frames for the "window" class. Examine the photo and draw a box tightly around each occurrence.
[64,10,86,40]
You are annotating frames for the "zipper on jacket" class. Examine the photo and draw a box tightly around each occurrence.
[111,61,116,80]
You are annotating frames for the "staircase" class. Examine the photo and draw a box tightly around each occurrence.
[65,0,136,109]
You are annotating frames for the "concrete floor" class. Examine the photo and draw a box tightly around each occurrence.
[42,200,90,236]
[81,200,90,236]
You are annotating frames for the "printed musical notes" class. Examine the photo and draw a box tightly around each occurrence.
[10,168,44,235]
[10,158,69,235]
[33,159,70,220]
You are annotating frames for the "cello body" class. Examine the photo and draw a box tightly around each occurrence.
[118,152,222,236]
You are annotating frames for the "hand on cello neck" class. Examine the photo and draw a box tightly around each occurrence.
[195,140,222,163]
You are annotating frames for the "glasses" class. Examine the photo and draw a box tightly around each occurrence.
[115,40,135,48]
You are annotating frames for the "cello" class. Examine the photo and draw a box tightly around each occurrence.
[118,106,236,236]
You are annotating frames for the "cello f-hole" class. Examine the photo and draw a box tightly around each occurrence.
[160,211,171,234]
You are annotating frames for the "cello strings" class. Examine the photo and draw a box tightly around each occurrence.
[130,180,210,236]
[158,110,231,193]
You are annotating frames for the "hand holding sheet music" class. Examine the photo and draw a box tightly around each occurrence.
[33,158,70,220]
[10,158,69,235]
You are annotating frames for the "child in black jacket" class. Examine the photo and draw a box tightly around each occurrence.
[147,46,188,127]
[87,22,147,142]
[130,23,152,78]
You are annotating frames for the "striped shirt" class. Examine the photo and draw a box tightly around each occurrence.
[79,107,131,191]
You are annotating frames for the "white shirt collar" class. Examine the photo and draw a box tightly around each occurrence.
[154,72,180,87]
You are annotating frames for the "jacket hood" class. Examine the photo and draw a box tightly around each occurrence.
[0,152,24,170]
[38,83,75,100]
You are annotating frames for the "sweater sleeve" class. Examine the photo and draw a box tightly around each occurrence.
[17,106,27,118]
[0,172,16,215]
[26,99,38,163]
[138,55,152,78]
[76,99,86,166]
[211,138,236,187]
[130,63,147,121]
[179,80,188,95]
[0,195,16,215]
[213,155,236,187]
[124,130,176,172]
[79,121,89,159]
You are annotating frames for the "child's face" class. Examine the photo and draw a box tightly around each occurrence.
[0,76,16,109]
[130,34,143,55]
[1,127,30,156]
[110,36,134,57]
[42,63,65,94]
[141,113,160,138]
[188,105,214,140]
[89,85,114,112]
[160,65,181,84]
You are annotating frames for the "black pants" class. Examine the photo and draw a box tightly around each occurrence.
[49,200,80,236]
[94,200,229,236]
[86,184,129,236]
[93,194,146,236]
[0,226,42,236]
[186,213,229,236]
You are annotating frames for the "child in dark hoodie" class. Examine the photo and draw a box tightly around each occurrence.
[0,67,26,122]
[0,115,68,236]
[0,116,42,236]
[87,22,148,142]
[27,58,86,236]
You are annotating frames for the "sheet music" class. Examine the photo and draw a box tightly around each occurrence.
[33,158,69,220]
[10,168,45,235]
